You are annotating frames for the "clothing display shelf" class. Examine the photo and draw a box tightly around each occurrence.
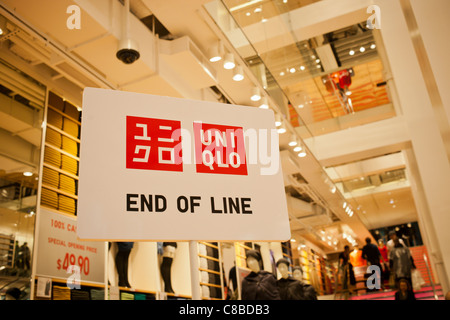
[41,91,81,216]
[116,286,157,300]
[198,242,224,300]
[0,234,15,268]
[235,242,253,269]
[281,241,294,271]
[34,278,106,300]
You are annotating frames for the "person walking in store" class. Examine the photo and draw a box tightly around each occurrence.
[389,236,414,289]
[362,237,385,291]
[338,245,356,299]
[378,239,390,287]
[394,278,416,301]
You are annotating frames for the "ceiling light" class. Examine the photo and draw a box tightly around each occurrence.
[331,186,337,193]
[370,44,376,49]
[360,46,366,52]
[250,87,261,101]
[23,172,33,177]
[293,146,302,152]
[232,65,244,81]
[246,12,251,16]
[288,134,298,146]
[346,90,352,96]
[208,42,222,62]
[343,202,347,209]
[277,127,286,134]
[349,210,354,217]
[254,7,262,13]
[274,114,282,127]
[298,104,304,108]
[0,15,7,36]
[280,71,285,76]
[223,53,235,69]
[290,238,296,242]
[283,0,288,3]
[315,59,320,63]
[289,67,296,73]
[316,65,321,69]
[298,150,307,157]
[407,223,412,228]
[349,50,355,56]
[259,97,269,109]
[261,18,267,23]
[300,65,305,71]
[311,55,315,59]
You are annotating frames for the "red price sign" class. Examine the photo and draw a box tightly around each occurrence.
[56,253,90,276]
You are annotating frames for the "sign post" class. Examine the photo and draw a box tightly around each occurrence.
[77,88,291,298]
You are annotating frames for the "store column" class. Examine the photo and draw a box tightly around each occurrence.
[376,0,450,293]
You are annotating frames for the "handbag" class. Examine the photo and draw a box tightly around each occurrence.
[411,269,426,291]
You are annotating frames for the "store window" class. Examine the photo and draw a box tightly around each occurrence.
[0,59,45,299]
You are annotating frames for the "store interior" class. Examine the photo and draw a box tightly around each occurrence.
[0,0,449,300]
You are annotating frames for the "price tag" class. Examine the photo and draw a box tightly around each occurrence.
[35,208,105,284]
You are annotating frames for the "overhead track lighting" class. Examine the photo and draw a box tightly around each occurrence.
[250,87,261,101]
[288,134,298,146]
[233,65,244,81]
[274,114,282,127]
[223,53,235,70]
[209,41,223,62]
[259,97,269,109]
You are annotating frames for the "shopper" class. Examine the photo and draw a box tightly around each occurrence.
[338,245,356,299]
[378,239,390,286]
[390,237,413,288]
[362,237,385,291]
[395,278,416,301]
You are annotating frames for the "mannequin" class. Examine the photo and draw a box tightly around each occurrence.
[291,266,318,300]
[276,258,305,300]
[160,242,177,293]
[241,250,281,300]
[115,242,134,288]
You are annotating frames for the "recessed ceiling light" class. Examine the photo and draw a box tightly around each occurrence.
[315,59,320,63]
[300,65,305,71]
[298,104,304,108]
[23,172,33,177]
[298,151,306,157]
[370,43,376,49]
[349,50,355,56]
[316,65,321,69]
[289,67,296,73]
[246,12,251,16]
[254,7,262,13]
[280,71,285,76]
[293,146,302,152]
[360,46,366,52]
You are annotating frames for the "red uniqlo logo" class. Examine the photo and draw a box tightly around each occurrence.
[193,122,248,175]
[126,116,182,172]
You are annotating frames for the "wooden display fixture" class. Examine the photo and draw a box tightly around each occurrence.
[198,242,224,300]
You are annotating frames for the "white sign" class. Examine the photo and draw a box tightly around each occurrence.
[35,208,105,283]
[77,88,290,241]
[36,277,52,298]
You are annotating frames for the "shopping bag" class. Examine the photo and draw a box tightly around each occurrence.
[411,269,426,291]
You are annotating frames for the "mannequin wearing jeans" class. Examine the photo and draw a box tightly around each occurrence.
[160,242,177,293]
[115,242,134,288]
